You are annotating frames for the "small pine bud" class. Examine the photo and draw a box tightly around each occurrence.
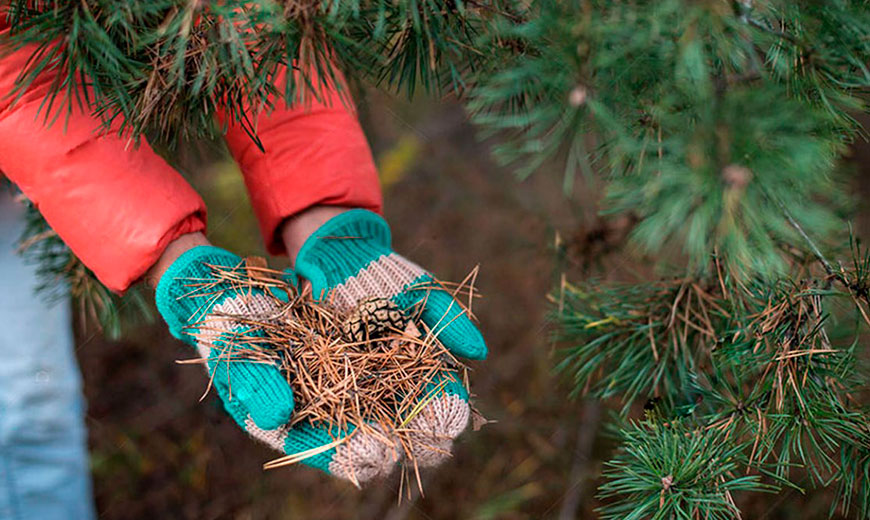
[661,474,673,491]
[568,86,588,107]
[659,475,674,508]
[722,164,753,190]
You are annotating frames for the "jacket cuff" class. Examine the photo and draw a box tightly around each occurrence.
[123,209,208,293]
[221,69,383,256]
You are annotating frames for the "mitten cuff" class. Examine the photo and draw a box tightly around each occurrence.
[295,209,394,298]
[155,245,243,341]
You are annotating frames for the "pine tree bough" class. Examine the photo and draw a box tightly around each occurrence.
[1,0,512,144]
[464,1,870,517]
[556,247,870,519]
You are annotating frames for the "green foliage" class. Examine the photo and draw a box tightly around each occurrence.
[598,420,769,520]
[3,0,505,145]
[555,279,705,411]
[836,442,870,519]
[470,0,869,279]
[477,4,870,512]
[555,252,870,516]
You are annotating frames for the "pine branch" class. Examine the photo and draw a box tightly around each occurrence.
[555,249,870,517]
[469,0,865,281]
[2,0,514,144]
[597,420,771,520]
[16,200,154,339]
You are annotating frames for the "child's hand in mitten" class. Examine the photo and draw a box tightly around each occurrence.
[155,245,400,484]
[288,209,487,473]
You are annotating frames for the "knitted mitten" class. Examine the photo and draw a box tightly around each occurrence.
[156,246,397,484]
[295,209,488,474]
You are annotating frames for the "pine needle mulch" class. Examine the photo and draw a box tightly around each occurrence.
[175,257,481,491]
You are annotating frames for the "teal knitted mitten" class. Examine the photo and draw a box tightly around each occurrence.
[294,209,487,474]
[156,246,398,484]
[156,246,295,430]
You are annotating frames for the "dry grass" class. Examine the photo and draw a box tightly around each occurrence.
[176,257,478,489]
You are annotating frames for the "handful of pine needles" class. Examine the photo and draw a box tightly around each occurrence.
[179,257,479,485]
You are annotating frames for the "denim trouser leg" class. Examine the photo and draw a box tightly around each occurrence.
[0,196,96,520]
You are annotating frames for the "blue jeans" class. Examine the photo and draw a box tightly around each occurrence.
[0,195,95,520]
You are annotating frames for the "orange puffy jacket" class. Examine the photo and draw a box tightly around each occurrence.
[0,20,382,293]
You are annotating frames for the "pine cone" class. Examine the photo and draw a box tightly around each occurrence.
[342,298,407,343]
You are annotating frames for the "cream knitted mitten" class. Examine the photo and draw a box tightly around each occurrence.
[294,210,487,476]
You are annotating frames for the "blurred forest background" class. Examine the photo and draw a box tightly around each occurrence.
[76,89,870,519]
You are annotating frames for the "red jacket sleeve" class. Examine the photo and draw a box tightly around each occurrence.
[0,24,207,292]
[221,67,383,256]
